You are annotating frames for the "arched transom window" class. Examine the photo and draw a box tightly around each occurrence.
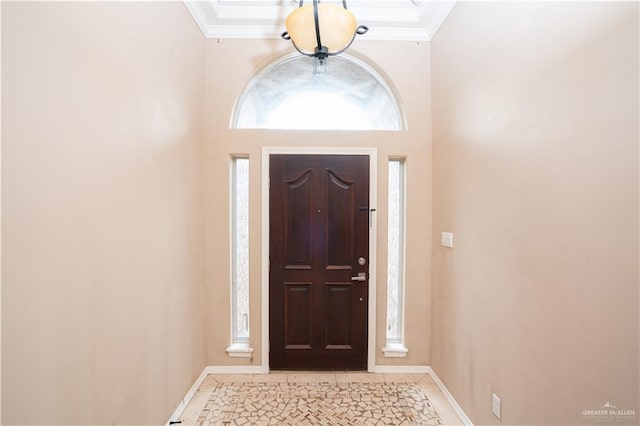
[233,54,405,131]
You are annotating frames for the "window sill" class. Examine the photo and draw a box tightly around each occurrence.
[226,342,253,358]
[382,342,408,358]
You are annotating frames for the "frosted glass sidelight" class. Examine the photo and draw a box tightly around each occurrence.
[387,159,404,343]
[232,157,250,342]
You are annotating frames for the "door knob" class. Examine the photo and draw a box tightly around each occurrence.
[351,272,367,281]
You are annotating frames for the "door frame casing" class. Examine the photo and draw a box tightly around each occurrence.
[261,147,378,372]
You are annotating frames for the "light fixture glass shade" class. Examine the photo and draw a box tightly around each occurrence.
[285,4,358,53]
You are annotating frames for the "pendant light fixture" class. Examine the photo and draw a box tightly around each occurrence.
[282,0,368,66]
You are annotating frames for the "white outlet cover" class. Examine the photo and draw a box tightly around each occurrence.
[492,393,501,419]
[441,232,454,248]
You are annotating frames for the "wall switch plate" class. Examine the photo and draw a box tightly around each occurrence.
[492,393,501,419]
[441,232,454,248]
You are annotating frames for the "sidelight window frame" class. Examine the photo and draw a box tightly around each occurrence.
[226,156,253,358]
[383,158,408,358]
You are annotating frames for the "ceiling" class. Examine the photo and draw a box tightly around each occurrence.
[184,0,457,41]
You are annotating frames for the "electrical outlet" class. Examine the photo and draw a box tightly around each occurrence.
[441,232,454,248]
[492,393,501,419]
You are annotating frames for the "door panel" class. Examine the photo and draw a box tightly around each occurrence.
[270,155,369,370]
[284,283,312,349]
[326,171,354,269]
[285,170,313,270]
[324,283,352,349]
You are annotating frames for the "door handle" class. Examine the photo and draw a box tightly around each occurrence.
[351,272,367,281]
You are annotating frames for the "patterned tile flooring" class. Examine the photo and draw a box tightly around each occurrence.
[180,373,465,426]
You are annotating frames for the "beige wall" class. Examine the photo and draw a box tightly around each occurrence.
[204,39,432,368]
[2,2,206,424]
[431,2,639,425]
[6,1,634,424]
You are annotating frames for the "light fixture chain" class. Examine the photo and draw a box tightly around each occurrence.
[313,0,322,52]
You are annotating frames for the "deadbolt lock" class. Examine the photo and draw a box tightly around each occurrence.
[358,257,366,266]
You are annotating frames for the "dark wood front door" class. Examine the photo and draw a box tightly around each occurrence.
[269,155,369,370]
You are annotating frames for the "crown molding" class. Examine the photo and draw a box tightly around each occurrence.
[184,0,456,41]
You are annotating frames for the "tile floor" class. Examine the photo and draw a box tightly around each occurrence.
[179,372,465,425]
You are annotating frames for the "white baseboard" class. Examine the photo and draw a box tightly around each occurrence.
[205,365,269,374]
[372,365,430,374]
[166,364,269,424]
[166,367,209,425]
[427,367,473,426]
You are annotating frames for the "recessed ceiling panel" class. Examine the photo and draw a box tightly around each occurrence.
[184,0,456,41]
